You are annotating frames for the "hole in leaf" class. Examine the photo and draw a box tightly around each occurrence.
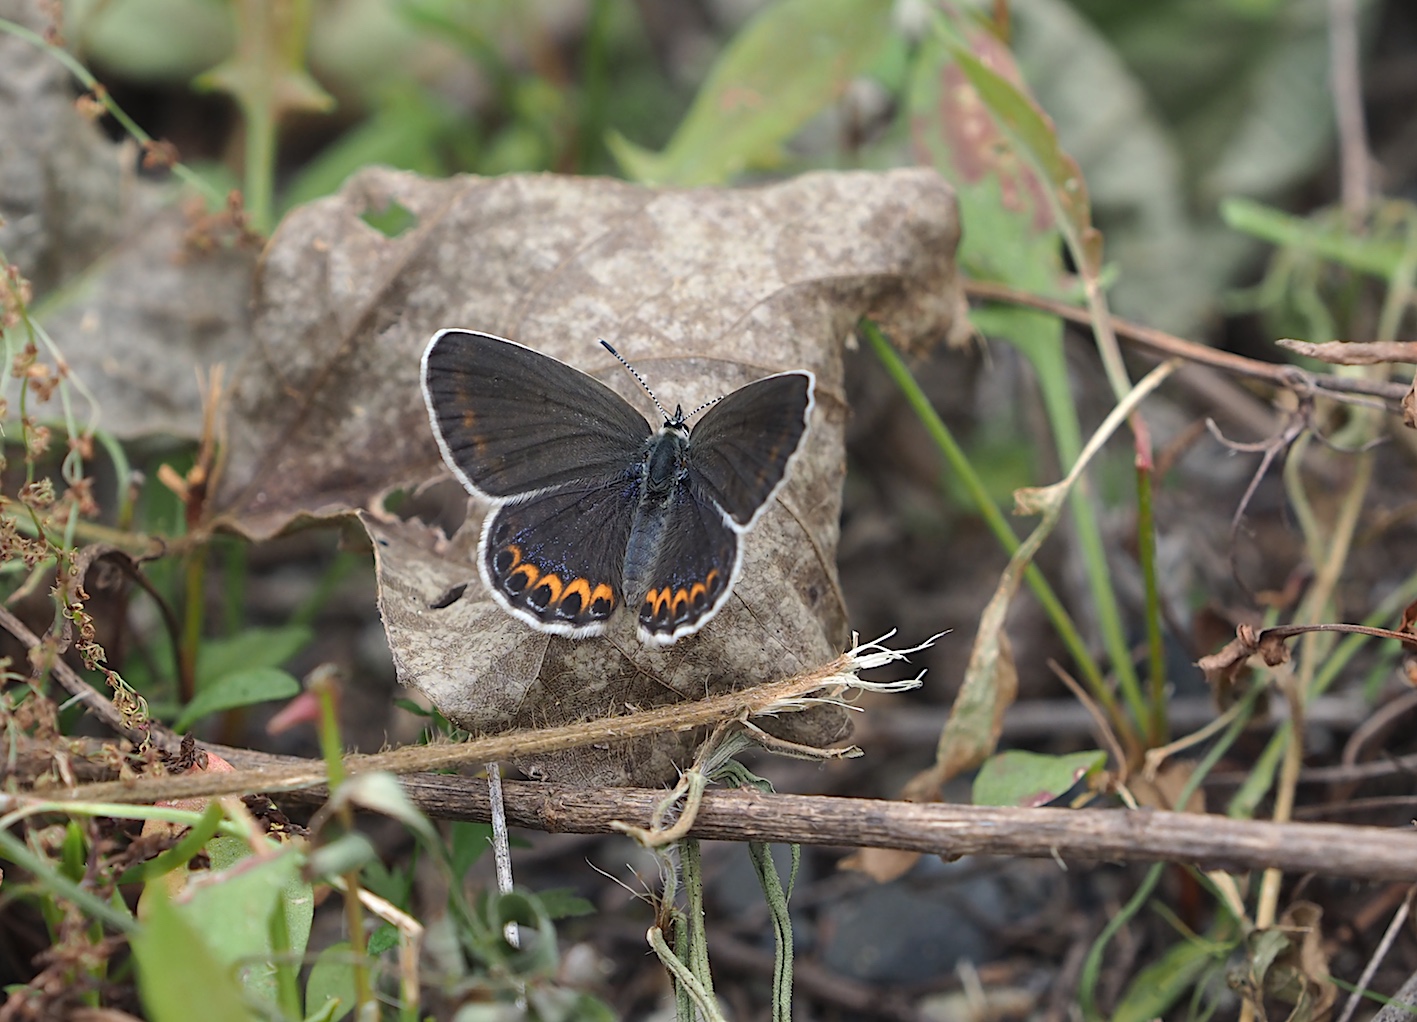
[430,583,467,610]
[360,199,417,238]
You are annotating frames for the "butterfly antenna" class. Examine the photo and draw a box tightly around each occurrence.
[682,394,725,420]
[600,340,672,421]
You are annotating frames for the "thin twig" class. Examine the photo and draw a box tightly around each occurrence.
[45,643,923,805]
[1047,659,1127,781]
[1206,411,1310,601]
[1336,886,1415,1022]
[1328,0,1372,223]
[0,604,180,754]
[486,762,519,949]
[964,279,1409,407]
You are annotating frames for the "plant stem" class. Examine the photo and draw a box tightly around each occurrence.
[864,322,1116,723]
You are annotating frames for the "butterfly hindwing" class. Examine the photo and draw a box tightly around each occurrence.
[635,483,742,644]
[480,477,640,637]
[422,330,652,499]
[686,371,814,528]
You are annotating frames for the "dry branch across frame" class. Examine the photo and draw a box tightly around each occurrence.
[197,744,1417,885]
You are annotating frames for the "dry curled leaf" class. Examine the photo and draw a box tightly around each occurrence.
[216,167,964,784]
[1197,622,1291,707]
[1232,901,1336,1022]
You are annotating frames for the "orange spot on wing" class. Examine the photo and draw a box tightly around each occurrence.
[590,583,615,614]
[562,577,591,605]
[534,573,564,603]
[671,588,690,620]
[642,587,671,620]
[689,581,707,606]
[510,562,540,587]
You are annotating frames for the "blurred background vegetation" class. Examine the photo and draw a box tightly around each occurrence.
[4,0,1417,1018]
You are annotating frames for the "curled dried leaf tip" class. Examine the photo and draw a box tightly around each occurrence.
[1197,623,1292,699]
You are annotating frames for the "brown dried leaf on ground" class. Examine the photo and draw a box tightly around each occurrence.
[217,167,964,784]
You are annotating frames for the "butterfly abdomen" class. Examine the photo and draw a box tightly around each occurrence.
[622,429,689,606]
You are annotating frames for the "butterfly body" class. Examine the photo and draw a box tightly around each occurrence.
[421,330,814,645]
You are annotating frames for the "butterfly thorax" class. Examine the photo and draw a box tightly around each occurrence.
[623,424,690,604]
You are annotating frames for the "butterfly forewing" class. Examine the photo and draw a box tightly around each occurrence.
[686,371,814,527]
[422,330,652,499]
[481,479,640,637]
[635,484,741,644]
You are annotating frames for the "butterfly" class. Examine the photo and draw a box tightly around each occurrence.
[420,330,815,645]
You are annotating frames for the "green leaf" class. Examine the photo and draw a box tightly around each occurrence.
[361,856,414,908]
[305,833,379,879]
[305,940,356,1022]
[475,891,561,976]
[908,18,1071,461]
[169,841,314,1007]
[134,885,256,1022]
[196,624,314,684]
[367,922,399,956]
[328,772,439,849]
[909,20,1064,293]
[608,0,892,185]
[536,887,597,921]
[60,822,86,883]
[120,802,226,884]
[0,828,135,933]
[1222,197,1406,280]
[449,821,493,877]
[393,697,432,717]
[173,667,301,732]
[945,34,1101,277]
[1201,4,1334,199]
[972,749,1106,807]
[1112,935,1228,1022]
[282,86,453,210]
[359,198,419,239]
[1003,0,1212,338]
[74,0,233,81]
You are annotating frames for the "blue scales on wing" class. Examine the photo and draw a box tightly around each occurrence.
[634,483,740,644]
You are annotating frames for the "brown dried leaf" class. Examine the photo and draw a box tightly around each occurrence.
[1236,901,1336,1022]
[1198,623,1279,707]
[224,168,964,784]
[837,846,920,883]
[1130,760,1205,814]
[1400,599,1417,635]
[215,167,962,535]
